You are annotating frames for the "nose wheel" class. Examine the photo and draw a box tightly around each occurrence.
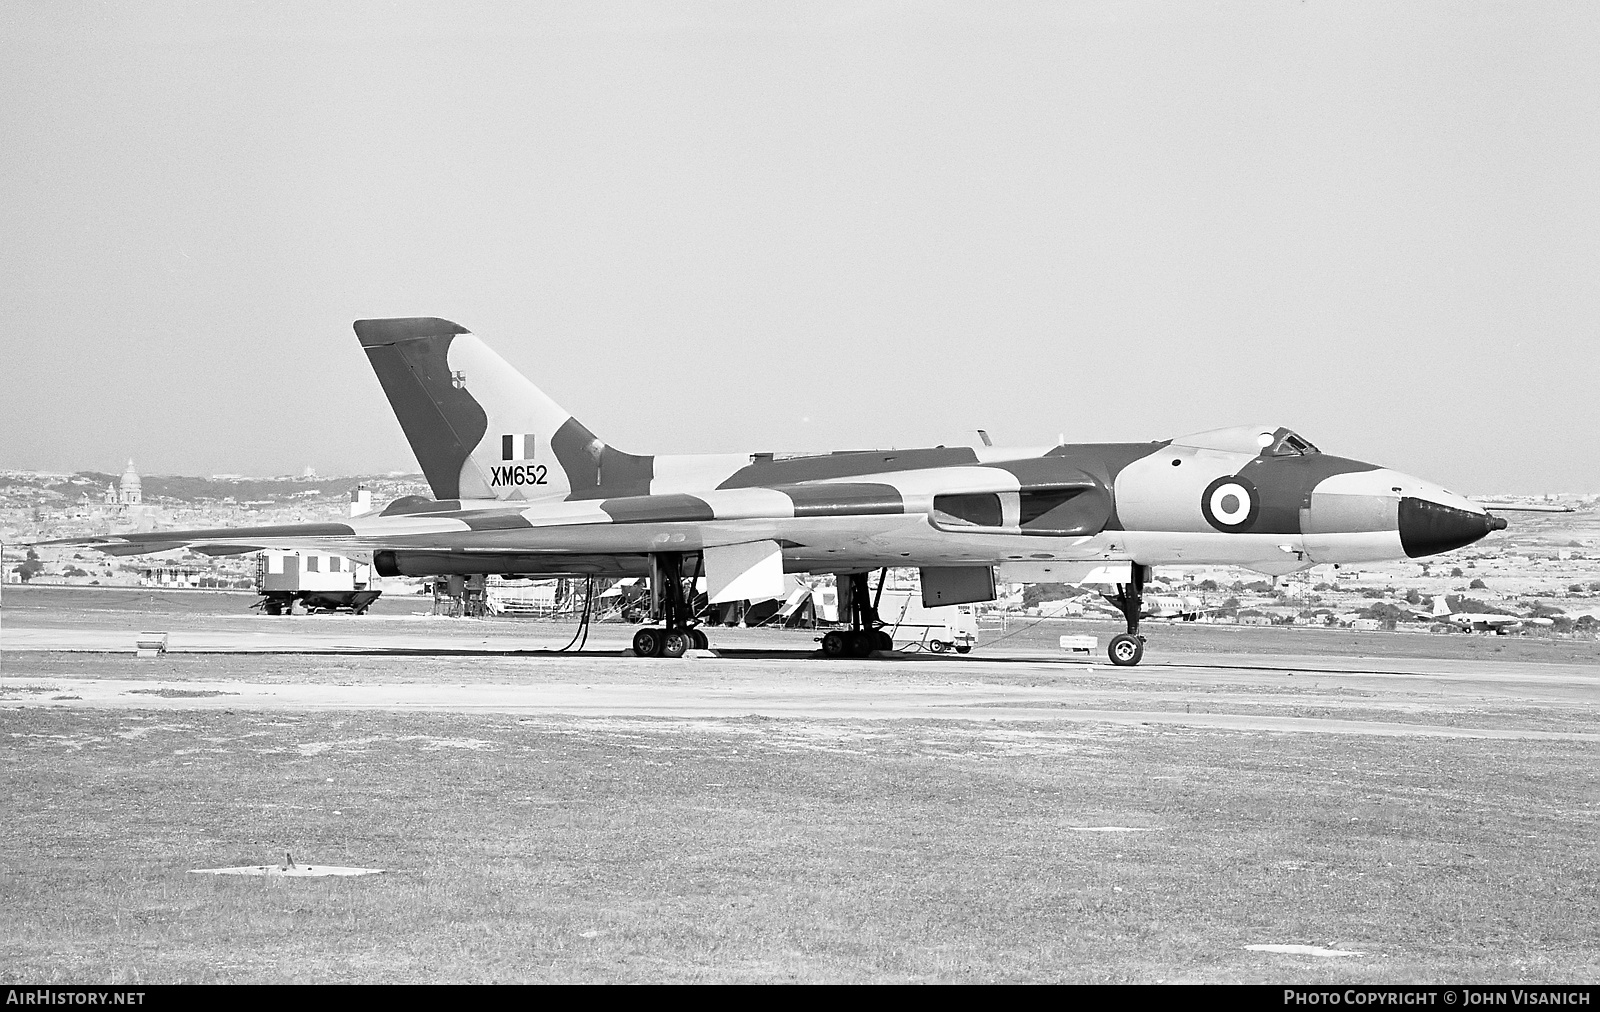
[1108,633,1144,666]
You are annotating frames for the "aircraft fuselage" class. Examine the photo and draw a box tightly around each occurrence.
[49,317,1512,664]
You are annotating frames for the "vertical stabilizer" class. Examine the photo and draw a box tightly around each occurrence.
[354,318,652,501]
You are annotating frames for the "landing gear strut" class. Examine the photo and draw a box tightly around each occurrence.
[1106,564,1149,666]
[631,553,709,658]
[821,570,895,658]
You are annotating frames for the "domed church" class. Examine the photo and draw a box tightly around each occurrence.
[104,459,142,506]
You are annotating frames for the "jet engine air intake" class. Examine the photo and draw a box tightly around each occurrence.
[928,486,1109,536]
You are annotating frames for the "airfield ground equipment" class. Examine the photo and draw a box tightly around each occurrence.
[1059,635,1098,655]
[873,577,980,653]
[254,549,381,615]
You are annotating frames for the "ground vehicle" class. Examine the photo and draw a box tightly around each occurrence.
[874,586,980,653]
[255,550,381,615]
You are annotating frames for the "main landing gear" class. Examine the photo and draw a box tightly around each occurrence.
[631,553,709,658]
[1105,564,1150,666]
[821,570,895,658]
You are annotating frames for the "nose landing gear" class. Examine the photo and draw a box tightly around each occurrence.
[1105,564,1150,666]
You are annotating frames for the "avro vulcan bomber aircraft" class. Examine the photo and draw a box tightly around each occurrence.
[52,318,1511,665]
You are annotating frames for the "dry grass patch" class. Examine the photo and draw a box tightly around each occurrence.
[1,709,1596,983]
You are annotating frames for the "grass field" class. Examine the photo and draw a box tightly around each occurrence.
[2,705,1595,983]
[3,585,1597,983]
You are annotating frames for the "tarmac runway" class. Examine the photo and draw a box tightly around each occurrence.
[6,609,1597,741]
[13,675,1597,741]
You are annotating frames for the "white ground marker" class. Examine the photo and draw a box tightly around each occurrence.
[1245,944,1365,957]
[190,853,384,877]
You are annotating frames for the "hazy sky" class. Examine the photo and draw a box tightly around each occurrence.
[2,2,1597,493]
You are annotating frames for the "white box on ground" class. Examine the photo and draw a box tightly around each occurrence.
[1059,635,1097,654]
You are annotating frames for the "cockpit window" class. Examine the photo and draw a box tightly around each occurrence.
[1264,429,1319,457]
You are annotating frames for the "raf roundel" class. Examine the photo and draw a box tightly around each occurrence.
[1200,475,1260,532]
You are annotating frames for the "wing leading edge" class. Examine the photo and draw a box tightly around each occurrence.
[41,461,1116,573]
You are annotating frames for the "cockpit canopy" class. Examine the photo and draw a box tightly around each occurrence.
[1168,424,1320,457]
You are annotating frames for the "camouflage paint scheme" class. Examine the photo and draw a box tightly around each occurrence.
[53,318,1504,583]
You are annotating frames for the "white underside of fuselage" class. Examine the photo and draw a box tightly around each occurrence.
[204,511,1407,578]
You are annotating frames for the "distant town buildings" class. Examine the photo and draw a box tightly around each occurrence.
[1,468,430,588]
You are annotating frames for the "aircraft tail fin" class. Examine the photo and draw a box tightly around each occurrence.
[1430,596,1451,618]
[354,318,652,501]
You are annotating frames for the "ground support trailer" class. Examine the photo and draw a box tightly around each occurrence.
[875,586,980,653]
[255,550,381,615]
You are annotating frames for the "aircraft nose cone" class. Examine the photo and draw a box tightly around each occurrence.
[1398,497,1499,558]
